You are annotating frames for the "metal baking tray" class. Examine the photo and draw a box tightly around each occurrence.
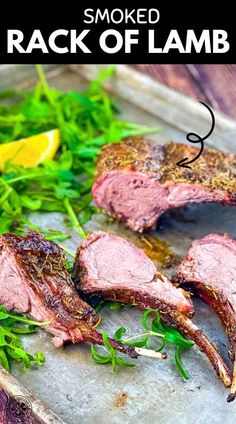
[0,64,236,424]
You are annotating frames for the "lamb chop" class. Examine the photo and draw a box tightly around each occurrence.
[174,233,236,402]
[74,230,232,388]
[0,231,166,362]
[92,139,236,232]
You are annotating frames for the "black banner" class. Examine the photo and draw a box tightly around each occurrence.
[0,3,234,64]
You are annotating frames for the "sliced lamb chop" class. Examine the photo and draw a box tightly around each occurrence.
[74,230,232,388]
[0,231,165,361]
[174,233,236,402]
[93,138,236,232]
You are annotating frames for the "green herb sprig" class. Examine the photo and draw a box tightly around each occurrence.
[91,308,193,378]
[0,65,160,238]
[116,309,194,379]
[91,330,135,371]
[0,305,47,371]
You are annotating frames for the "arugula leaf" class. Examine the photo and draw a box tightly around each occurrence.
[142,308,161,330]
[175,346,190,380]
[0,305,47,371]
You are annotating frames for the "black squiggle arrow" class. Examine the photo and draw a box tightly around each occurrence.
[176,102,215,169]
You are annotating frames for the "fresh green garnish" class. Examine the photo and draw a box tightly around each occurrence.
[90,330,135,371]
[0,65,160,238]
[0,156,87,238]
[92,308,193,379]
[0,305,47,371]
[116,309,194,380]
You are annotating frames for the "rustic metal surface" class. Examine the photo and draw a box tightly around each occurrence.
[0,65,236,423]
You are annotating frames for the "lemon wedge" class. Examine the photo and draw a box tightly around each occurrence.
[0,129,60,170]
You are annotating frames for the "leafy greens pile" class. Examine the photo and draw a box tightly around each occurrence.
[0,65,159,238]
